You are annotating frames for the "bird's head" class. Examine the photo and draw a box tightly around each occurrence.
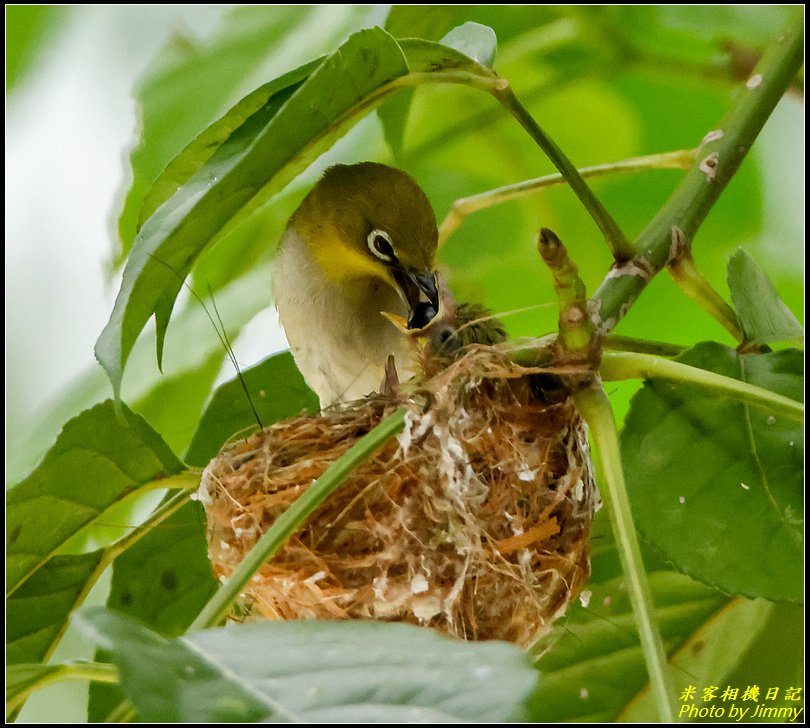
[291,162,439,329]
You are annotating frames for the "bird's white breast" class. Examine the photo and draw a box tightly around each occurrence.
[272,226,413,408]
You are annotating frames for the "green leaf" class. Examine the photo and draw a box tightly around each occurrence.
[7,552,102,665]
[384,6,463,41]
[621,343,803,601]
[89,501,217,722]
[530,572,732,721]
[621,597,772,720]
[727,248,804,345]
[136,60,319,232]
[95,27,411,399]
[440,22,498,68]
[528,511,776,721]
[116,5,325,257]
[379,7,473,158]
[107,502,216,635]
[185,352,317,467]
[78,609,539,722]
[377,89,415,160]
[6,400,183,596]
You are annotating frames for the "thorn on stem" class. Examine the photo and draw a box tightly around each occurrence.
[699,152,719,181]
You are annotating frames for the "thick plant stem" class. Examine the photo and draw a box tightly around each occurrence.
[591,13,803,333]
[600,351,804,422]
[439,149,695,245]
[573,385,676,723]
[491,83,635,261]
[190,407,407,631]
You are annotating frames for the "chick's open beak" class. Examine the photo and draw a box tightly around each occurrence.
[392,268,439,329]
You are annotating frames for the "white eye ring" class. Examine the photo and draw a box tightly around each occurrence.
[367,229,396,262]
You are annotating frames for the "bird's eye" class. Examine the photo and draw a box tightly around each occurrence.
[367,229,396,262]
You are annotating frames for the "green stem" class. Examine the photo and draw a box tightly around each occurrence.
[591,13,803,332]
[573,385,676,723]
[536,228,593,355]
[491,83,635,261]
[6,662,119,718]
[439,149,695,245]
[603,335,685,358]
[600,351,804,422]
[667,232,743,342]
[104,701,136,724]
[190,407,407,631]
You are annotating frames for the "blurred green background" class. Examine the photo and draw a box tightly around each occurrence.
[6,5,802,722]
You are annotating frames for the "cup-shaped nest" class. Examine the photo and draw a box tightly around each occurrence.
[200,347,596,646]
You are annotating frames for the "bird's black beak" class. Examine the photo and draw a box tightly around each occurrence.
[393,268,440,330]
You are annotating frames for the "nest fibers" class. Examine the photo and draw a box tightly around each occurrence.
[200,346,596,646]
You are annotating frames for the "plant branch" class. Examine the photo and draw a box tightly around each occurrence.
[573,385,676,723]
[6,662,119,718]
[603,335,685,357]
[600,351,804,422]
[190,407,407,631]
[439,149,695,245]
[667,228,743,341]
[590,13,803,333]
[490,83,635,261]
[536,228,593,356]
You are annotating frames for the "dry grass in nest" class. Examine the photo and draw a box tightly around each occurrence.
[200,346,596,647]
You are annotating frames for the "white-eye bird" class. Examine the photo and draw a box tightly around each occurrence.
[272,162,440,408]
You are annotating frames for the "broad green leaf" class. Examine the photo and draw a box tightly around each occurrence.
[722,601,805,700]
[7,552,102,665]
[528,511,778,722]
[89,501,217,722]
[6,400,183,596]
[78,610,539,722]
[377,89,416,160]
[529,571,731,721]
[136,60,319,232]
[96,27,411,399]
[440,22,498,68]
[621,598,772,721]
[727,248,804,345]
[384,6,464,41]
[185,352,317,467]
[190,176,310,294]
[106,502,216,636]
[117,5,323,256]
[380,7,485,157]
[621,343,803,601]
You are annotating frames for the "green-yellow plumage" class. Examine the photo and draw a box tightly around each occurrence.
[272,163,439,407]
